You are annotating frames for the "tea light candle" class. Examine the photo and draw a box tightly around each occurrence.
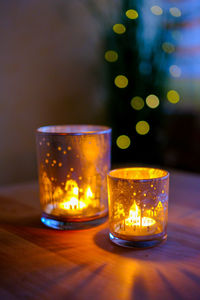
[36,125,111,229]
[107,167,169,248]
[59,185,95,213]
[120,201,156,235]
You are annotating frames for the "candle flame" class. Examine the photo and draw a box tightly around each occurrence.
[86,186,93,198]
[60,180,94,212]
[73,186,79,196]
[60,197,86,210]
[125,201,155,227]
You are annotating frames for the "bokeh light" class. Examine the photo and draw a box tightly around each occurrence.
[126,9,138,19]
[136,121,150,135]
[116,135,131,149]
[167,90,180,104]
[131,96,144,110]
[169,65,181,78]
[162,42,175,54]
[113,24,126,34]
[151,5,163,16]
[146,94,159,109]
[169,7,181,17]
[105,50,118,62]
[114,75,128,88]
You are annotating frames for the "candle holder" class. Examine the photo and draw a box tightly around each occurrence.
[107,167,169,248]
[36,125,111,230]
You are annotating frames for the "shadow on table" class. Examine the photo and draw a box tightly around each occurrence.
[1,192,200,263]
[0,213,108,240]
[93,225,200,262]
[5,214,108,230]
[0,192,108,231]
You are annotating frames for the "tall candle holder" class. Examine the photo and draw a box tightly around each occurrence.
[107,167,169,248]
[36,125,111,229]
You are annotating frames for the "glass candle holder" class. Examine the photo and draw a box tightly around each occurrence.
[107,167,169,248]
[36,125,111,230]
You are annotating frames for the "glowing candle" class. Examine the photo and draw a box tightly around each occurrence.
[59,184,94,213]
[116,201,156,236]
[107,167,169,248]
[36,125,111,229]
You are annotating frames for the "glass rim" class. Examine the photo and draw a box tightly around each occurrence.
[36,125,112,136]
[107,167,169,181]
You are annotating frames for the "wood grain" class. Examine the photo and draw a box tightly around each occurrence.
[0,172,200,300]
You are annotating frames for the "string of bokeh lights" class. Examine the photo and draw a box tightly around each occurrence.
[105,6,182,150]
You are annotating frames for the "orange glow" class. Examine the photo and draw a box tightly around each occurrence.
[82,138,99,161]
[37,125,111,226]
[59,180,95,213]
[108,167,169,243]
[60,197,86,210]
[86,186,93,198]
[72,186,79,195]
[124,201,156,235]
[109,167,168,180]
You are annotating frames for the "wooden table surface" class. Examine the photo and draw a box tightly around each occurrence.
[0,171,200,300]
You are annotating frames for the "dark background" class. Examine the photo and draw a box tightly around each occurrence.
[1,0,200,185]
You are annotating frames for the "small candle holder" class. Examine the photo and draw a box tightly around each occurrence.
[107,167,169,248]
[36,125,111,229]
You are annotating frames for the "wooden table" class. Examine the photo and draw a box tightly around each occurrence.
[0,171,200,300]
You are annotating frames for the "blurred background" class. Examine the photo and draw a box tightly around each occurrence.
[1,0,200,185]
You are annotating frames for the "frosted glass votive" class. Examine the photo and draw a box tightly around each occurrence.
[107,167,169,248]
[36,125,111,230]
